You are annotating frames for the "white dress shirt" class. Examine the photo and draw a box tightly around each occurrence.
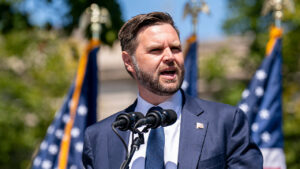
[128,91,182,169]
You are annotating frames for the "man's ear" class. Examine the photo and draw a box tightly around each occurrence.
[122,51,135,75]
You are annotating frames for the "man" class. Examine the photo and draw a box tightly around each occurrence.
[82,12,263,169]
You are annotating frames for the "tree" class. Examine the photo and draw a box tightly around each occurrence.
[0,0,124,168]
[11,0,123,45]
[0,28,79,169]
[0,1,31,33]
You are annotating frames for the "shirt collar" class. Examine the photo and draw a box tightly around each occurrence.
[135,90,182,117]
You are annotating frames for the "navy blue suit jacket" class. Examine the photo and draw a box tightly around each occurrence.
[82,93,263,169]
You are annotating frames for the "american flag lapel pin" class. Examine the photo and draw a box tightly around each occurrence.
[196,122,204,129]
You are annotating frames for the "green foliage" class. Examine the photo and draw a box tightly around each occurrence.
[0,1,123,168]
[199,46,248,105]
[0,0,123,45]
[201,52,226,82]
[0,2,31,33]
[222,0,300,168]
[0,29,78,169]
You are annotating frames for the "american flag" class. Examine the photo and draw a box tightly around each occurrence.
[238,26,286,169]
[181,34,198,97]
[31,39,100,169]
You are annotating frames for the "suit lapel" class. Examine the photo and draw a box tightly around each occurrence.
[178,95,208,169]
[108,100,137,168]
[108,128,130,168]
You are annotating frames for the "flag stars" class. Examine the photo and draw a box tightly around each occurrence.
[71,127,80,138]
[47,125,54,134]
[255,87,264,97]
[40,141,48,150]
[259,109,270,119]
[261,132,271,143]
[256,70,267,80]
[31,46,99,169]
[78,105,88,116]
[63,114,70,123]
[55,129,63,139]
[55,111,62,119]
[75,142,83,152]
[33,157,41,166]
[251,123,259,132]
[239,103,249,113]
[48,144,58,155]
[42,160,52,169]
[242,89,250,99]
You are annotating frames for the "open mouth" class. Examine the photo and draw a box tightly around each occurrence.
[160,68,177,79]
[161,70,176,76]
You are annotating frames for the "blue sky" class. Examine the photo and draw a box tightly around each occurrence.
[117,0,228,42]
[19,0,70,28]
[20,0,227,42]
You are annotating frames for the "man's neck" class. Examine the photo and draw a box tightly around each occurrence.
[138,88,175,105]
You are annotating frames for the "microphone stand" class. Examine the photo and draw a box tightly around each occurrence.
[120,127,150,169]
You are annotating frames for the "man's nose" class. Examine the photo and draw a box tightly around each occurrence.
[162,48,175,63]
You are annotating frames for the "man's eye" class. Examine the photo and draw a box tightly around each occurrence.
[171,47,181,53]
[150,48,162,53]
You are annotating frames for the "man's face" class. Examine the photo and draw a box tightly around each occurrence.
[132,23,185,96]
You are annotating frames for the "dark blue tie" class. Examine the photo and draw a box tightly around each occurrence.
[145,124,165,169]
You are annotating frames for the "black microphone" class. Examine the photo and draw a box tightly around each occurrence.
[135,107,177,129]
[112,112,144,131]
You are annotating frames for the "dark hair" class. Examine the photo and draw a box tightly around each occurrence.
[118,12,179,55]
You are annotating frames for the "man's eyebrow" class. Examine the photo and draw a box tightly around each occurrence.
[171,41,182,48]
[145,41,182,50]
[146,44,163,50]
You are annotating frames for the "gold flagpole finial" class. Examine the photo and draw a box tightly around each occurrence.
[261,0,295,28]
[87,3,111,40]
[183,0,210,35]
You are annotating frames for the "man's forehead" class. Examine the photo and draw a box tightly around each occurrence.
[136,24,181,44]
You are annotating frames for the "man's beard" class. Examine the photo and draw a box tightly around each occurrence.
[133,62,185,96]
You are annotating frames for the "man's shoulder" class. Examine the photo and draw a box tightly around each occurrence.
[85,99,137,136]
[84,110,124,137]
[186,95,238,113]
[184,94,243,121]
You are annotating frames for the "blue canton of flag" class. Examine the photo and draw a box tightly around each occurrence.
[238,27,286,169]
[31,40,100,169]
[181,35,198,97]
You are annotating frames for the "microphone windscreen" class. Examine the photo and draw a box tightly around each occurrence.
[164,109,177,126]
[132,112,144,121]
[114,112,144,131]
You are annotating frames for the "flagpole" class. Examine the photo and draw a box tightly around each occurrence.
[182,0,210,96]
[183,0,210,63]
[274,0,283,28]
[261,0,295,28]
[89,3,111,41]
[57,4,109,169]
[90,4,101,40]
[183,0,210,35]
